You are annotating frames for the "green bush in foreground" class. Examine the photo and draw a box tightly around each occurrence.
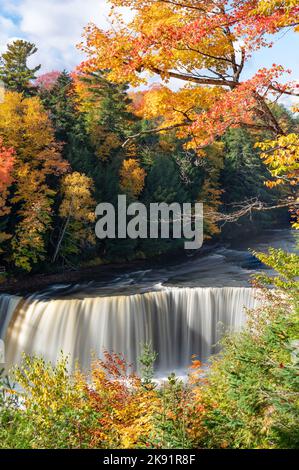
[198,248,299,449]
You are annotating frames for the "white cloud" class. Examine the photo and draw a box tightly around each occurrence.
[0,0,113,72]
[0,0,297,105]
[278,80,299,111]
[0,8,19,54]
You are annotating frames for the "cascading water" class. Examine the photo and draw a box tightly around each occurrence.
[0,287,258,374]
[0,294,22,342]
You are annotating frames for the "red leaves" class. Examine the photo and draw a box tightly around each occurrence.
[79,0,299,150]
[0,138,15,193]
[0,139,15,219]
[34,71,61,91]
[191,65,294,146]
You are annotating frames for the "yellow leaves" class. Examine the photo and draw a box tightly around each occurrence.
[58,171,95,254]
[256,133,299,187]
[60,172,95,223]
[255,0,298,15]
[252,0,299,33]
[0,92,54,160]
[91,128,121,161]
[132,84,222,149]
[0,91,68,270]
[10,165,55,270]
[133,2,183,35]
[59,172,96,248]
[85,353,160,449]
[81,25,144,87]
[79,0,238,90]
[79,0,299,173]
[119,158,146,198]
[14,355,72,412]
[0,91,68,179]
[13,355,92,448]
[140,85,218,126]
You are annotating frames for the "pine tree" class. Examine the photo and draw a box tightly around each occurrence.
[221,128,280,205]
[0,40,41,94]
[38,71,96,177]
[77,71,139,163]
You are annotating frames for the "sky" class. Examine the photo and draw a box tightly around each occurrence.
[0,0,298,107]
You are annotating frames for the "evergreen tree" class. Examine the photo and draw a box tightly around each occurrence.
[139,152,189,256]
[77,71,140,169]
[79,71,138,138]
[38,71,96,177]
[220,128,284,238]
[0,40,41,94]
[221,128,279,204]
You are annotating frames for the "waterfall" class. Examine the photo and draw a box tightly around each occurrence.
[0,287,258,373]
[0,294,22,341]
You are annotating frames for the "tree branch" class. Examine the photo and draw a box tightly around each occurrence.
[206,198,298,225]
[122,121,190,147]
[148,66,238,89]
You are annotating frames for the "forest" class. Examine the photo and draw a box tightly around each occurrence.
[0,0,298,452]
[0,2,298,278]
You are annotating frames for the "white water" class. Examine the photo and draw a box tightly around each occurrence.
[0,287,258,374]
[0,294,22,341]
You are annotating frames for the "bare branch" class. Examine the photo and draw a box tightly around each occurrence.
[206,198,298,225]
[122,121,190,147]
[148,66,238,89]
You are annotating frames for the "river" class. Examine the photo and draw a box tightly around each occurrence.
[0,229,297,376]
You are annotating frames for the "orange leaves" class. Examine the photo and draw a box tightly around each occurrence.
[131,84,225,152]
[79,0,298,165]
[247,0,299,35]
[0,138,15,194]
[191,66,295,146]
[134,84,221,129]
[85,352,159,448]
[120,158,146,198]
[79,0,237,89]
[0,91,69,270]
[84,352,207,449]
[80,25,144,87]
[12,352,212,449]
[190,359,202,370]
[2,1,298,270]
[0,138,15,225]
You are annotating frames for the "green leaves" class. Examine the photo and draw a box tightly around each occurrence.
[0,40,41,95]
[198,248,299,449]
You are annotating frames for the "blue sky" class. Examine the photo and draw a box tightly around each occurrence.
[0,0,298,107]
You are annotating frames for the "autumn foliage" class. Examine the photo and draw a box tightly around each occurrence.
[0,1,298,271]
[0,92,69,270]
[120,158,146,198]
[80,0,298,222]
[0,139,15,213]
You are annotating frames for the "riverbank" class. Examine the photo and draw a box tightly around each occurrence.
[0,241,221,295]
[0,225,295,296]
